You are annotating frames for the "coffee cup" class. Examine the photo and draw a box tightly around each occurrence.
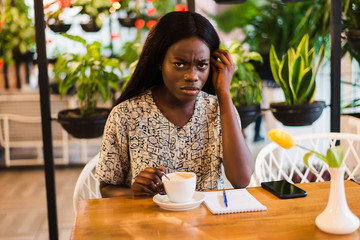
[162,172,196,203]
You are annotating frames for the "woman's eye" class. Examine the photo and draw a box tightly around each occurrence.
[198,63,208,69]
[175,63,185,68]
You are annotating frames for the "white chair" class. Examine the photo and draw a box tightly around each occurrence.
[254,133,360,186]
[73,153,102,214]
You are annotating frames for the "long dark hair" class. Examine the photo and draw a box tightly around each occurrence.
[115,11,220,105]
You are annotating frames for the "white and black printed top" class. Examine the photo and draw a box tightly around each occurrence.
[95,89,240,190]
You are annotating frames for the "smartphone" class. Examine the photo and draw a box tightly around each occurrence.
[261,180,307,199]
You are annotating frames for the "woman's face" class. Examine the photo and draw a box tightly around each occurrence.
[160,36,211,103]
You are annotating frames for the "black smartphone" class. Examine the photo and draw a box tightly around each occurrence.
[261,180,307,199]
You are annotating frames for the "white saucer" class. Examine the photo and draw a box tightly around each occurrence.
[153,191,205,211]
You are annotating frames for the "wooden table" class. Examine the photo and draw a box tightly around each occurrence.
[71,181,360,240]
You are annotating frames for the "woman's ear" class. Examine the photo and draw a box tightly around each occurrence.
[159,64,162,70]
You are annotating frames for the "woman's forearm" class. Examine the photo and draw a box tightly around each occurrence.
[100,181,133,198]
[217,92,254,188]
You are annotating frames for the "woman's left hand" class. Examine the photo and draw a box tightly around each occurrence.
[210,49,236,96]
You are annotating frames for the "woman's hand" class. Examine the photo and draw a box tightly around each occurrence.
[132,167,166,196]
[210,49,236,97]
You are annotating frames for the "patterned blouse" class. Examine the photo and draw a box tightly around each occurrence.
[95,89,235,190]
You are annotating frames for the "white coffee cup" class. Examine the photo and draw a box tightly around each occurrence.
[162,172,196,203]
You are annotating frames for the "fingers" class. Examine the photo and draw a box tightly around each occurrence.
[211,49,234,68]
[132,167,165,196]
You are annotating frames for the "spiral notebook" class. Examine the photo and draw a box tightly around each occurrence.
[203,189,267,214]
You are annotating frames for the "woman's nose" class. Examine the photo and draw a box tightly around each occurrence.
[184,72,198,81]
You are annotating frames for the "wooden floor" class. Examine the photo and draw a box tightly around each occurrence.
[0,166,83,240]
[0,125,267,240]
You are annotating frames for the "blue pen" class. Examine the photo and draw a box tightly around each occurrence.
[223,189,228,208]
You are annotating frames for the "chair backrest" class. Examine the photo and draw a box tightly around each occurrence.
[73,153,102,214]
[254,133,360,186]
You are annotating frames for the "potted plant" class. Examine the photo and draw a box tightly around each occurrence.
[71,0,112,32]
[211,0,329,82]
[343,0,360,60]
[269,34,326,126]
[340,0,360,120]
[117,0,138,28]
[0,0,35,65]
[224,41,263,128]
[56,34,121,138]
[0,0,35,89]
[44,0,72,33]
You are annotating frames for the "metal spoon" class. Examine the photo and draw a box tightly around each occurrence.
[162,172,170,181]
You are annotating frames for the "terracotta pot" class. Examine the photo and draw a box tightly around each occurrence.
[58,108,110,139]
[270,101,326,126]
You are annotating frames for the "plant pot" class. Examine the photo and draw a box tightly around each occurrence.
[346,30,360,56]
[118,17,137,27]
[48,23,71,33]
[270,101,326,126]
[235,104,261,129]
[80,21,101,32]
[58,108,110,139]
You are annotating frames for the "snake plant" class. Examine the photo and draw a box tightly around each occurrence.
[269,34,325,105]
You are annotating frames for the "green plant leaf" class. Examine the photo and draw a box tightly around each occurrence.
[307,48,315,67]
[246,52,263,63]
[326,146,344,168]
[279,54,292,104]
[270,45,281,85]
[300,45,325,103]
[303,149,328,174]
[97,79,109,102]
[343,98,360,109]
[297,68,313,103]
[60,33,87,45]
[303,152,321,174]
[296,34,309,61]
[289,55,304,104]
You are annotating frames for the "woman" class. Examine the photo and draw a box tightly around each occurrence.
[95,11,254,197]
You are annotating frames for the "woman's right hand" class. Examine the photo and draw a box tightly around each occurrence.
[132,167,166,196]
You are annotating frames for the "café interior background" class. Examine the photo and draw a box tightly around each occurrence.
[1,0,360,239]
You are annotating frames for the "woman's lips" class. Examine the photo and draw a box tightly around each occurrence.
[181,87,199,95]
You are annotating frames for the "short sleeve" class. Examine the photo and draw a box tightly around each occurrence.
[95,104,131,186]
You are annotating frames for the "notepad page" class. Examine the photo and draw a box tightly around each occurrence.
[203,189,267,214]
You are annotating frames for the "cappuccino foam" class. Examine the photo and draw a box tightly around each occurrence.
[169,172,194,181]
